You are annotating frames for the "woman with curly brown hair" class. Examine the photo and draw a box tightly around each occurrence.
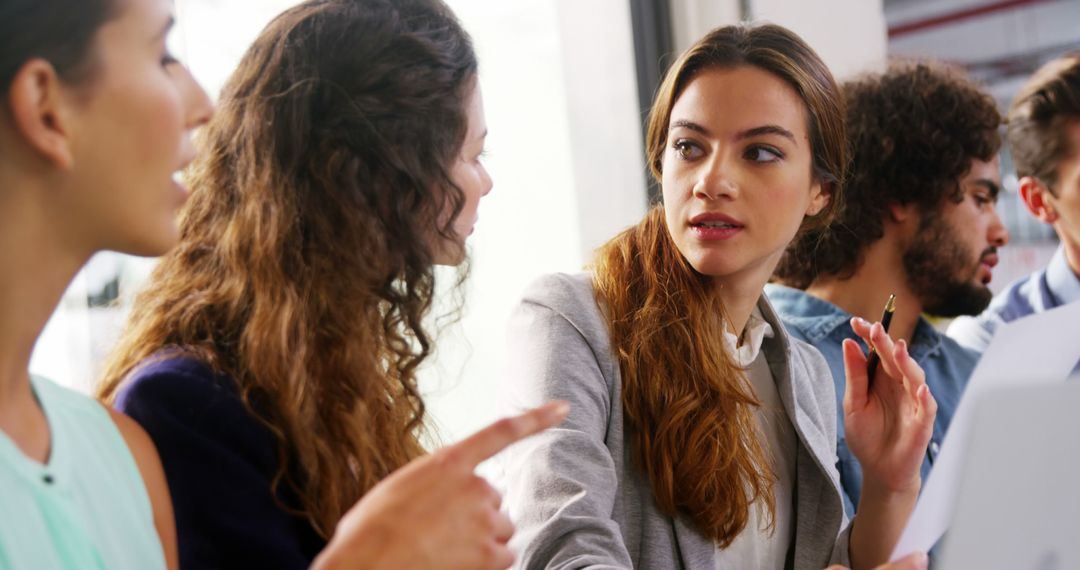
[95,1,565,569]
[499,24,934,570]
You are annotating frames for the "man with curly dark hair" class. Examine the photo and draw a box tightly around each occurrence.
[949,55,1080,374]
[765,61,1010,517]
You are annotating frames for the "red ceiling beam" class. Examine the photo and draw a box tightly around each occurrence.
[888,0,1053,39]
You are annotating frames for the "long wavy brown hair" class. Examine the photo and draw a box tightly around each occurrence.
[97,0,477,538]
[593,24,846,547]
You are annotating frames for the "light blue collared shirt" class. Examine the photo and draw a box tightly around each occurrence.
[949,246,1080,370]
[765,284,978,517]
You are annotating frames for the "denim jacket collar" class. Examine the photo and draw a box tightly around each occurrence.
[765,284,944,362]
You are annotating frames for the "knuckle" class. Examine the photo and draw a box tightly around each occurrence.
[478,540,498,561]
[492,416,526,440]
[495,547,516,569]
[488,486,504,508]
[466,474,494,497]
[434,446,460,466]
[480,507,502,533]
[479,541,512,567]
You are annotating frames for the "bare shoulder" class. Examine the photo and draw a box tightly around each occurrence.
[106,407,159,462]
[104,406,179,570]
[103,406,169,497]
[104,406,169,502]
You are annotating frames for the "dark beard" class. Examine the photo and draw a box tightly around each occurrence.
[902,212,994,318]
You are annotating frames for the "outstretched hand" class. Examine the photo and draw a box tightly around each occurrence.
[842,317,937,494]
[313,401,570,570]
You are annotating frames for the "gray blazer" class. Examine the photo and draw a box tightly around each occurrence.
[498,273,851,570]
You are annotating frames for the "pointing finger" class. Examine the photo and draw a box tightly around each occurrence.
[445,401,569,468]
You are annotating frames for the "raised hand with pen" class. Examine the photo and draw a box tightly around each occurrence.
[841,313,938,568]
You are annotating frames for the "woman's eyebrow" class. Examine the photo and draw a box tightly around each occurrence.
[735,125,796,144]
[669,119,709,136]
[669,121,797,146]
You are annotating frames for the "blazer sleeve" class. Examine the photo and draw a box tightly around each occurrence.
[498,275,633,570]
[114,361,323,570]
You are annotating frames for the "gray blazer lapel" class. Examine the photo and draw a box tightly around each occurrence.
[758,296,844,570]
[759,297,830,456]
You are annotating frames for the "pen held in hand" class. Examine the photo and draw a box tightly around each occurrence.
[866,293,896,386]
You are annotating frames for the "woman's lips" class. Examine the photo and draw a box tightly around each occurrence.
[691,224,743,240]
[689,212,744,240]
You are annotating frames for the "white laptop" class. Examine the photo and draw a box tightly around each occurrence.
[938,379,1080,569]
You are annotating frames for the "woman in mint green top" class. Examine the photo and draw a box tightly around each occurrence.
[0,377,165,568]
[0,0,212,567]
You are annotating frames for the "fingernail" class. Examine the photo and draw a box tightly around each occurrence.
[913,552,929,569]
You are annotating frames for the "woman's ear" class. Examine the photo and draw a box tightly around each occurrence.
[6,58,76,170]
[1018,176,1058,224]
[806,179,830,217]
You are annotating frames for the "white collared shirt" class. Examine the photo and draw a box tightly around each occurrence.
[722,306,774,367]
[715,306,797,570]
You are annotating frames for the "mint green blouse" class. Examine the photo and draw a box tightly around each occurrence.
[0,376,166,569]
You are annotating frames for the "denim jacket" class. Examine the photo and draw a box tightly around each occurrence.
[765,284,978,516]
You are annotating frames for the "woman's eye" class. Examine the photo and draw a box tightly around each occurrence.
[745,145,782,163]
[161,52,179,67]
[972,192,991,207]
[673,140,702,160]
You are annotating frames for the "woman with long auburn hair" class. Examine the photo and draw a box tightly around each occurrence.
[499,24,934,570]
[95,0,565,569]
